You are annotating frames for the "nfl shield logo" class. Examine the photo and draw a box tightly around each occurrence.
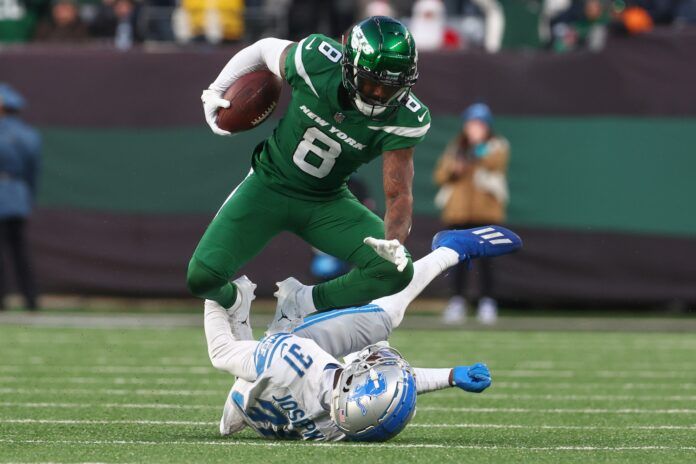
[334,112,345,124]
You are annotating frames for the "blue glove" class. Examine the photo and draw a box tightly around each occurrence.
[452,363,491,393]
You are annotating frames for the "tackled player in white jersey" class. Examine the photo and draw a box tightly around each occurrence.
[204,226,522,441]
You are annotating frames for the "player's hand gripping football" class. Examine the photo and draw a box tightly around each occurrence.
[452,363,492,393]
[201,89,232,136]
[363,237,408,272]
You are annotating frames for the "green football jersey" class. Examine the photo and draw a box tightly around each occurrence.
[251,34,431,201]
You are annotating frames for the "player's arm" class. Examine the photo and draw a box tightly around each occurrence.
[204,303,260,382]
[201,38,295,135]
[414,364,492,394]
[363,148,414,272]
[383,147,414,244]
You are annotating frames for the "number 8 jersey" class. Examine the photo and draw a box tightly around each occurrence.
[228,333,345,441]
[251,34,431,201]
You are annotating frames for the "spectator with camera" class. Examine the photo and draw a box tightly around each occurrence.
[433,103,509,325]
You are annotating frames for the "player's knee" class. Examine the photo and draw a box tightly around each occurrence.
[370,257,414,295]
[391,258,414,293]
[186,257,226,298]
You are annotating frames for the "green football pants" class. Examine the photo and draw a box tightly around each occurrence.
[186,172,414,310]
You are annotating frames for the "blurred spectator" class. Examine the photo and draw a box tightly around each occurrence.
[550,0,611,51]
[411,0,504,52]
[616,4,655,34]
[433,103,509,325]
[136,0,175,42]
[0,0,44,43]
[34,0,89,42]
[540,0,572,45]
[675,0,696,23]
[626,0,677,24]
[0,84,41,311]
[90,0,141,49]
[286,0,355,41]
[363,0,396,17]
[172,0,244,44]
[410,0,461,50]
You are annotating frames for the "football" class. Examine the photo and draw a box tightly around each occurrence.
[216,70,282,133]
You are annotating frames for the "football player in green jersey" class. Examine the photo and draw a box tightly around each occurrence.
[189,16,432,327]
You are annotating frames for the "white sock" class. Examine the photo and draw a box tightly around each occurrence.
[372,247,459,326]
[226,285,243,313]
[297,284,317,316]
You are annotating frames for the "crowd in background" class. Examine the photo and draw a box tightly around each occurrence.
[1,0,695,51]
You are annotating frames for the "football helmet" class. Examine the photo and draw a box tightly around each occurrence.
[342,16,419,119]
[330,344,417,441]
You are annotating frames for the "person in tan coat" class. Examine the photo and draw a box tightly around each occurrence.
[433,103,509,324]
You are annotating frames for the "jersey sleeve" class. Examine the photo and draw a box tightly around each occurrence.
[284,33,343,98]
[372,94,432,153]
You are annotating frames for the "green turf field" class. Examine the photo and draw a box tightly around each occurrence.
[0,320,695,463]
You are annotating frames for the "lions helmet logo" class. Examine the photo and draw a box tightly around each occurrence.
[348,370,387,415]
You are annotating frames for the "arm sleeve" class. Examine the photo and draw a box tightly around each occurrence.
[414,368,452,394]
[208,37,294,93]
[204,306,259,382]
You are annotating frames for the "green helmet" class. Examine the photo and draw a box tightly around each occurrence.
[342,16,419,118]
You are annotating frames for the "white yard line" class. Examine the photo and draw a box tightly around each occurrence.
[2,402,696,414]
[2,419,695,431]
[419,406,696,414]
[0,366,215,375]
[2,376,694,393]
[493,381,696,391]
[0,438,694,452]
[0,419,215,426]
[0,388,221,397]
[2,386,696,402]
[437,393,696,401]
[0,402,218,410]
[1,365,694,380]
[0,376,228,386]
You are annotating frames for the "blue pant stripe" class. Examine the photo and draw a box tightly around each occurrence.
[293,305,384,332]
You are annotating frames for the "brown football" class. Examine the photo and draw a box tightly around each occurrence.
[216,70,282,133]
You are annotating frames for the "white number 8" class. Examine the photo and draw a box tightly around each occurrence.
[293,127,342,178]
[318,41,342,63]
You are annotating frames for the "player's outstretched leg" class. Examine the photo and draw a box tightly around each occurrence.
[292,194,414,313]
[375,225,522,327]
[432,225,522,262]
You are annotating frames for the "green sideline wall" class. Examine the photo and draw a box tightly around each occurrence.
[38,117,696,237]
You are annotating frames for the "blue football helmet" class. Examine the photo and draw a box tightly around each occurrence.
[330,344,417,441]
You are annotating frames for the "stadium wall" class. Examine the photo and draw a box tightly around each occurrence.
[4,30,696,305]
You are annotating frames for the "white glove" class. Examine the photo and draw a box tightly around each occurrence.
[364,237,408,272]
[201,89,232,136]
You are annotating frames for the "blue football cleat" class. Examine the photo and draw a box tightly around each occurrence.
[432,226,522,262]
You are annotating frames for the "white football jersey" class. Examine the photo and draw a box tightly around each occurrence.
[228,333,345,441]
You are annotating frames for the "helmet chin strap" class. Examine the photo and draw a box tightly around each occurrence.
[354,95,387,117]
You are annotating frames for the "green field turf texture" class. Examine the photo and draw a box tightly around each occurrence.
[0,325,694,463]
